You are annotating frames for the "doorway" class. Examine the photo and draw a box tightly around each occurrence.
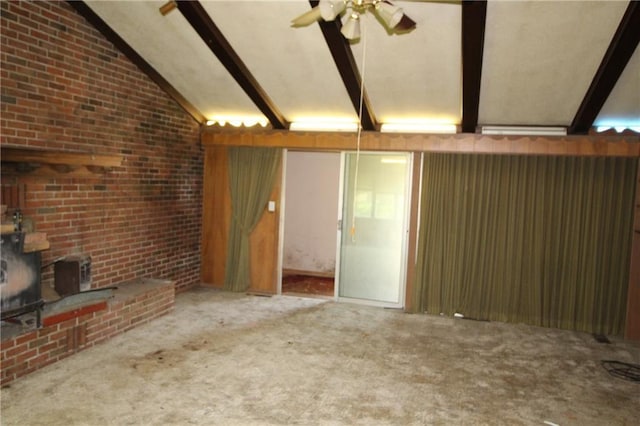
[280,150,412,307]
[281,150,341,297]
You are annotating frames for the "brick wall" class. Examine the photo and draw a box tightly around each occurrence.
[1,279,175,386]
[1,1,202,293]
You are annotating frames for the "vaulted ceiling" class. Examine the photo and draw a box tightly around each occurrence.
[72,0,639,135]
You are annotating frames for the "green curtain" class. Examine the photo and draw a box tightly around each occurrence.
[224,147,281,292]
[413,153,637,335]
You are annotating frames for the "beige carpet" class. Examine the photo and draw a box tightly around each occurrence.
[1,287,639,425]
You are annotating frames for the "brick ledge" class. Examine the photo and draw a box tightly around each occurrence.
[1,278,175,386]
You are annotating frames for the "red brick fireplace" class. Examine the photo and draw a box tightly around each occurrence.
[1,278,174,386]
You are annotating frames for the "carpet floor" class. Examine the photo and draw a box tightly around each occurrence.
[1,287,639,425]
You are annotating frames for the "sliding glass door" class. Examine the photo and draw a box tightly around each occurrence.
[337,152,411,307]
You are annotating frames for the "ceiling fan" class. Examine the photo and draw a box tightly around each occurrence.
[291,0,417,40]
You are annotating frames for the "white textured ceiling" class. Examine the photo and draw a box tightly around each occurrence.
[479,0,629,126]
[84,0,639,132]
[350,1,462,124]
[200,0,355,122]
[85,0,262,120]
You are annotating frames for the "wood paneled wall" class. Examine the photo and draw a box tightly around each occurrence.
[202,128,640,157]
[201,146,230,287]
[249,165,281,294]
[202,129,640,338]
[200,146,281,294]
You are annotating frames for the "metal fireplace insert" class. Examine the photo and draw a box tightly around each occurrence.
[1,232,43,325]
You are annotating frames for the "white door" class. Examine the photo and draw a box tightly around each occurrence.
[336,152,412,307]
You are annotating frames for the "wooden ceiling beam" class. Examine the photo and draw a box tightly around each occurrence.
[67,1,206,124]
[569,1,640,135]
[461,0,487,133]
[309,1,378,131]
[175,1,288,130]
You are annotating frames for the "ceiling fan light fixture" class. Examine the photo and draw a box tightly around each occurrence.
[341,12,361,40]
[319,0,346,21]
[291,0,416,38]
[375,2,404,29]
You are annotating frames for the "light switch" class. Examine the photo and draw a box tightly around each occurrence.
[268,201,276,212]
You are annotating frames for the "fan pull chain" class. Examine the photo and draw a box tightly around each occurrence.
[350,17,367,242]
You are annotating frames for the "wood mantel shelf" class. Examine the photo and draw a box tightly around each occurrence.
[1,147,123,177]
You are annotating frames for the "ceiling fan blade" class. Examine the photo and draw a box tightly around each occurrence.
[291,6,322,27]
[396,14,417,31]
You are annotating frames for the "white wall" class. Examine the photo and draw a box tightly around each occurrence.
[283,151,341,275]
